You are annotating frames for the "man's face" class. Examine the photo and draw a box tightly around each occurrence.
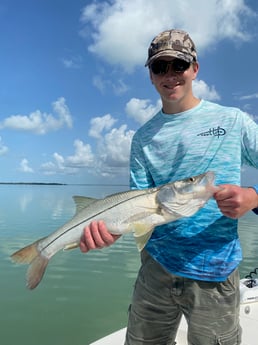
[149,57,199,106]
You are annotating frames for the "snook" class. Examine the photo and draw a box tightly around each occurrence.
[11,171,217,289]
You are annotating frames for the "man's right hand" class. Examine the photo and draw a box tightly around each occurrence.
[79,220,120,253]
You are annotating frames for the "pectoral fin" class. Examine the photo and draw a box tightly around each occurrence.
[63,242,79,251]
[133,223,154,251]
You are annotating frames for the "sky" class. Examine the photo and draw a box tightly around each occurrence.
[0,0,257,185]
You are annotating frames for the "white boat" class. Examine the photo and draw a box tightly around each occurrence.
[90,275,258,345]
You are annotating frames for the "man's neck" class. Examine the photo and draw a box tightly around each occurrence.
[162,96,201,115]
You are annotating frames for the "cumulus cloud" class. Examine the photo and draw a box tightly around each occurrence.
[80,0,254,71]
[126,98,162,125]
[66,140,94,167]
[41,140,94,175]
[97,125,134,175]
[41,139,95,175]
[89,114,117,138]
[41,123,134,177]
[19,159,34,173]
[41,152,77,175]
[0,137,8,156]
[193,80,221,101]
[0,97,73,134]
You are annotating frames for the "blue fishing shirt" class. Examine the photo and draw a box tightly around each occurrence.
[130,100,258,281]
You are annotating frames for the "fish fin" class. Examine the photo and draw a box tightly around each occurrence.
[11,238,49,290]
[63,242,79,250]
[133,224,154,251]
[73,195,99,213]
[26,255,49,290]
[11,238,45,264]
[134,231,154,251]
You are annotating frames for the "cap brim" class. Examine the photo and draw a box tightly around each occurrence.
[145,50,193,67]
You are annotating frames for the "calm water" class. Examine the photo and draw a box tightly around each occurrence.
[0,185,257,345]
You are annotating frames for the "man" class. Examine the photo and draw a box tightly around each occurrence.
[80,29,258,344]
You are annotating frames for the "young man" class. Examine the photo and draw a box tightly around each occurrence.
[80,29,258,344]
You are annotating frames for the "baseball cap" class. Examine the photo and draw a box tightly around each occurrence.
[145,29,197,67]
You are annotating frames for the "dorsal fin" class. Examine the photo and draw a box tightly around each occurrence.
[73,195,99,214]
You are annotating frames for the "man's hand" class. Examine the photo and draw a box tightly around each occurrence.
[79,220,120,253]
[214,184,258,219]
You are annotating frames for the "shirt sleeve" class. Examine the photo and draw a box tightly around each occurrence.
[241,112,258,168]
[250,185,258,215]
[241,113,258,215]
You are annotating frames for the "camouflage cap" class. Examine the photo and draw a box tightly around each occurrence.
[145,29,197,67]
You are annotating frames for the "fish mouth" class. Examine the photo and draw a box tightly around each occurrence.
[205,171,215,183]
[200,171,220,195]
[191,171,216,197]
[197,171,215,188]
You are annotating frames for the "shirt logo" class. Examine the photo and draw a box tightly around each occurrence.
[197,126,226,138]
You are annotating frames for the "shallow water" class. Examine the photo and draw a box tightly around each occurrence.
[0,185,257,345]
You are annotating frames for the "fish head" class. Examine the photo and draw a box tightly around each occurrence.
[156,171,218,218]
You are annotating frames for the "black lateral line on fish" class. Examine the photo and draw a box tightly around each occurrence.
[41,188,158,252]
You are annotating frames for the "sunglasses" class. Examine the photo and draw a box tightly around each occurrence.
[150,59,191,75]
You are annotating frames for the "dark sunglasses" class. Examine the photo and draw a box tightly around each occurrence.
[150,59,191,75]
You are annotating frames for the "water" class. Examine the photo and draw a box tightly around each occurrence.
[0,185,257,345]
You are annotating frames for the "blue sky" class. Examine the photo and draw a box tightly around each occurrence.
[0,0,257,185]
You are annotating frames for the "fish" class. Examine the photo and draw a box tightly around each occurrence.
[11,171,217,290]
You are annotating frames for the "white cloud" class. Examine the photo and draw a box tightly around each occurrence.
[92,75,106,94]
[52,98,73,128]
[41,152,78,175]
[0,97,73,134]
[40,161,58,175]
[112,79,129,95]
[40,139,96,175]
[0,137,8,156]
[19,159,34,173]
[239,93,258,101]
[193,80,221,101]
[126,98,161,125]
[66,140,94,167]
[41,140,95,175]
[99,124,134,166]
[81,0,255,71]
[89,114,117,138]
[93,75,129,95]
[41,123,134,177]
[62,56,82,69]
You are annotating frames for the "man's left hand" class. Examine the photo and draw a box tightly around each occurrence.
[214,185,258,219]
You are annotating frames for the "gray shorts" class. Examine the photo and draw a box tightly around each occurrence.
[125,250,241,345]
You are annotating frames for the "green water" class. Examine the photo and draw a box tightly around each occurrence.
[0,185,257,345]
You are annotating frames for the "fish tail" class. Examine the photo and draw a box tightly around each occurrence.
[11,238,49,290]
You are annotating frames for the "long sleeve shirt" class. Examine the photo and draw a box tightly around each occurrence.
[130,100,258,281]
